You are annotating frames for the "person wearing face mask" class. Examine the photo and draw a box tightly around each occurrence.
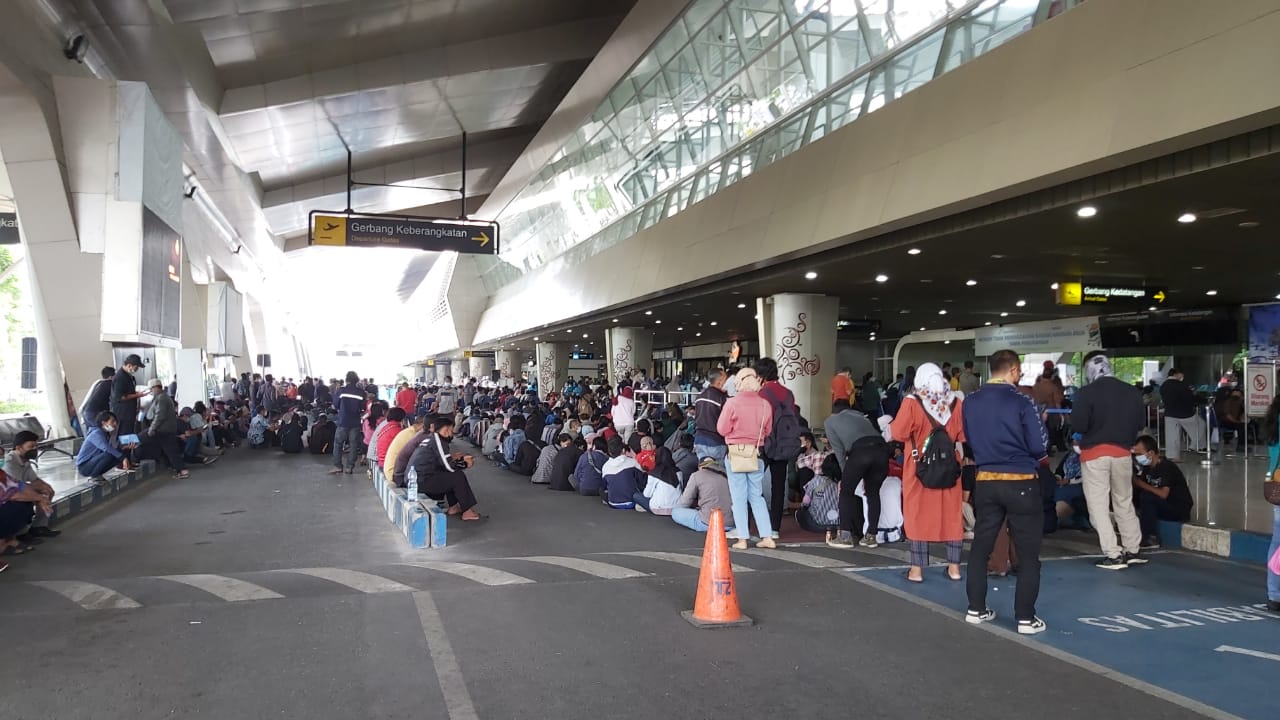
[3,431,60,541]
[75,411,137,481]
[1130,435,1193,549]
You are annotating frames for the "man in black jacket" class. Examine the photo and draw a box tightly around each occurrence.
[80,366,115,429]
[692,369,729,462]
[110,354,147,435]
[1160,368,1204,460]
[1072,352,1147,570]
[407,416,482,520]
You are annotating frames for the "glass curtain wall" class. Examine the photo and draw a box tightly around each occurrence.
[490,0,1083,290]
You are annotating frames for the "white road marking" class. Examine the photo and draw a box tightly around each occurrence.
[604,550,755,573]
[1215,645,1280,663]
[30,581,141,610]
[514,555,650,579]
[403,561,534,586]
[155,574,283,601]
[736,548,851,568]
[284,567,414,593]
[414,591,479,720]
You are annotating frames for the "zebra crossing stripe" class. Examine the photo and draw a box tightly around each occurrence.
[284,567,414,593]
[514,556,649,579]
[402,561,534,586]
[736,548,852,568]
[155,574,284,601]
[605,550,756,573]
[30,580,142,610]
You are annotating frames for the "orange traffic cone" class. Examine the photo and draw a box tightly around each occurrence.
[682,509,754,628]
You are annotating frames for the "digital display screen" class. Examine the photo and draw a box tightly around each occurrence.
[140,207,181,339]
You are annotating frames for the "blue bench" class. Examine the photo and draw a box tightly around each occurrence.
[371,464,445,549]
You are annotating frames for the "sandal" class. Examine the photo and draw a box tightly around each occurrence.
[174,470,191,479]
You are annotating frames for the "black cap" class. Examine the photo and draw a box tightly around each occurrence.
[124,353,144,366]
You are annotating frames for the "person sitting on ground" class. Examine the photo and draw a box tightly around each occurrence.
[798,453,843,542]
[601,436,645,509]
[672,457,735,533]
[248,406,275,449]
[4,431,60,541]
[573,436,609,496]
[278,409,306,454]
[635,434,657,473]
[509,427,541,476]
[1131,435,1193,549]
[672,432,698,486]
[1053,435,1090,530]
[308,413,335,455]
[793,430,830,502]
[635,446,682,515]
[406,416,483,521]
[502,415,527,467]
[526,408,547,449]
[550,435,584,492]
[76,411,137,482]
[532,433,571,485]
[177,408,219,465]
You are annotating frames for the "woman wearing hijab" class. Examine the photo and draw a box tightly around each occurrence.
[613,385,637,442]
[890,362,966,582]
[716,367,776,550]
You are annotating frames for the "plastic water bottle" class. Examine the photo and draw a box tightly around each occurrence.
[405,467,419,506]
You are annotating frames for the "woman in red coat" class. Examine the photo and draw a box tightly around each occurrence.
[890,363,966,583]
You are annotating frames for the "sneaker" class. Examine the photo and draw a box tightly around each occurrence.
[634,505,647,513]
[1139,536,1161,550]
[1124,552,1149,566]
[1096,555,1128,570]
[731,539,749,550]
[827,532,855,548]
[1017,617,1047,635]
[859,533,879,548]
[771,532,780,540]
[28,527,60,538]
[202,456,219,465]
[755,537,776,549]
[965,608,996,625]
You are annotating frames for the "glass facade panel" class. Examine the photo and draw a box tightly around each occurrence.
[488,0,1085,285]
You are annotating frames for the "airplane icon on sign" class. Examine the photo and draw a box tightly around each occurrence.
[323,222,340,231]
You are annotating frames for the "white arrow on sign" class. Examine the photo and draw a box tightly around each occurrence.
[1215,645,1280,662]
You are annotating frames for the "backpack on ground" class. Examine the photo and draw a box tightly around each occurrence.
[913,401,959,490]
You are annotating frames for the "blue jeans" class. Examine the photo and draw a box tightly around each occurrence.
[78,452,119,479]
[1268,505,1280,602]
[633,491,652,512]
[727,458,773,540]
[672,507,708,532]
[332,426,361,470]
[693,443,726,463]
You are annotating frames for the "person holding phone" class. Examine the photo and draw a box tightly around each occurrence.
[407,416,483,521]
[110,354,148,436]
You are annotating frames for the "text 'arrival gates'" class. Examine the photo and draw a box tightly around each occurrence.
[309,211,499,255]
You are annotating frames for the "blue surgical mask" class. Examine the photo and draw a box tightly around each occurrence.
[1135,454,1152,466]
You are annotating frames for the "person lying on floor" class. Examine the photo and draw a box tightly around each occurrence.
[406,416,483,521]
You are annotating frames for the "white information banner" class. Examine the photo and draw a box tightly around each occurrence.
[975,317,1102,357]
[1245,363,1275,417]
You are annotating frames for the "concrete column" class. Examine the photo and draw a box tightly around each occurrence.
[605,327,653,386]
[468,355,495,381]
[495,350,521,387]
[422,365,437,384]
[535,342,569,400]
[759,293,839,429]
[436,361,452,384]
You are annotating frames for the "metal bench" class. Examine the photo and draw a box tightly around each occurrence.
[0,414,78,458]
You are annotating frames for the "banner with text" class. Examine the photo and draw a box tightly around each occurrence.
[1246,363,1275,417]
[975,316,1102,357]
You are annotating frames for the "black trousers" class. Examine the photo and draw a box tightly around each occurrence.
[139,431,186,471]
[1137,493,1189,537]
[0,501,35,539]
[841,444,889,534]
[766,457,789,534]
[967,480,1043,621]
[422,469,478,512]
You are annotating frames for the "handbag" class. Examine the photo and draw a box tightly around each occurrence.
[727,413,767,473]
[1265,467,1280,506]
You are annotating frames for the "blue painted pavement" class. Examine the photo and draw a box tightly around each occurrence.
[854,552,1279,719]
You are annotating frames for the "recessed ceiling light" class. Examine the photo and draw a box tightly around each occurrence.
[1093,260,1108,265]
[644,310,652,315]
[695,332,702,337]
[944,340,951,345]
[875,274,889,283]
[938,309,947,315]
[611,318,618,322]
[737,303,746,309]
[655,320,662,324]
[532,336,539,341]
[1275,294,1280,300]
[984,321,992,326]
[804,271,818,280]
[1076,205,1097,218]
[965,279,977,286]
[676,327,684,331]
[1239,221,1261,229]
[709,321,718,326]
[1050,283,1059,290]
[1178,212,1197,224]
[899,309,910,314]
[1000,312,1009,317]
[919,326,926,331]
[753,314,760,320]
[1148,306,1157,312]
[1191,266,1204,270]
[1205,289,1218,296]
[566,329,572,333]
[1015,300,1027,307]
[990,254,1005,260]
[582,333,588,338]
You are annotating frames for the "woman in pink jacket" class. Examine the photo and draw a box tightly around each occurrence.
[716,367,776,549]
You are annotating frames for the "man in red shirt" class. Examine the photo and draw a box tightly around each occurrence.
[395,383,417,416]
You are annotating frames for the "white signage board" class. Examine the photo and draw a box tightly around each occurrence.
[975,317,1102,357]
[1246,363,1275,417]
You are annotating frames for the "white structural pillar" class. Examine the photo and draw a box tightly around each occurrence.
[757,293,839,429]
[495,350,521,386]
[468,354,495,381]
[436,361,452,383]
[535,342,569,400]
[421,365,437,384]
[605,327,654,386]
[23,263,74,436]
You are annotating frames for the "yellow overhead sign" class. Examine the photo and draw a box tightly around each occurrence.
[313,215,348,246]
[1057,282,1083,306]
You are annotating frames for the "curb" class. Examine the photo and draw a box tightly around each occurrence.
[48,460,158,524]
[1157,520,1272,565]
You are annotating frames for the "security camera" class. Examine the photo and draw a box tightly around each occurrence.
[63,34,89,63]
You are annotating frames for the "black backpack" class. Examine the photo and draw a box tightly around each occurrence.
[913,401,959,490]
[761,384,802,461]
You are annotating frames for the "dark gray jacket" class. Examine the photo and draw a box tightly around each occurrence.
[823,409,878,468]
[148,391,178,435]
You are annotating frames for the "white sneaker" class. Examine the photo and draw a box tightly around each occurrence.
[966,608,995,625]
[1018,617,1047,635]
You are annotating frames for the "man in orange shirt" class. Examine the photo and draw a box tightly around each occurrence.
[830,367,855,413]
